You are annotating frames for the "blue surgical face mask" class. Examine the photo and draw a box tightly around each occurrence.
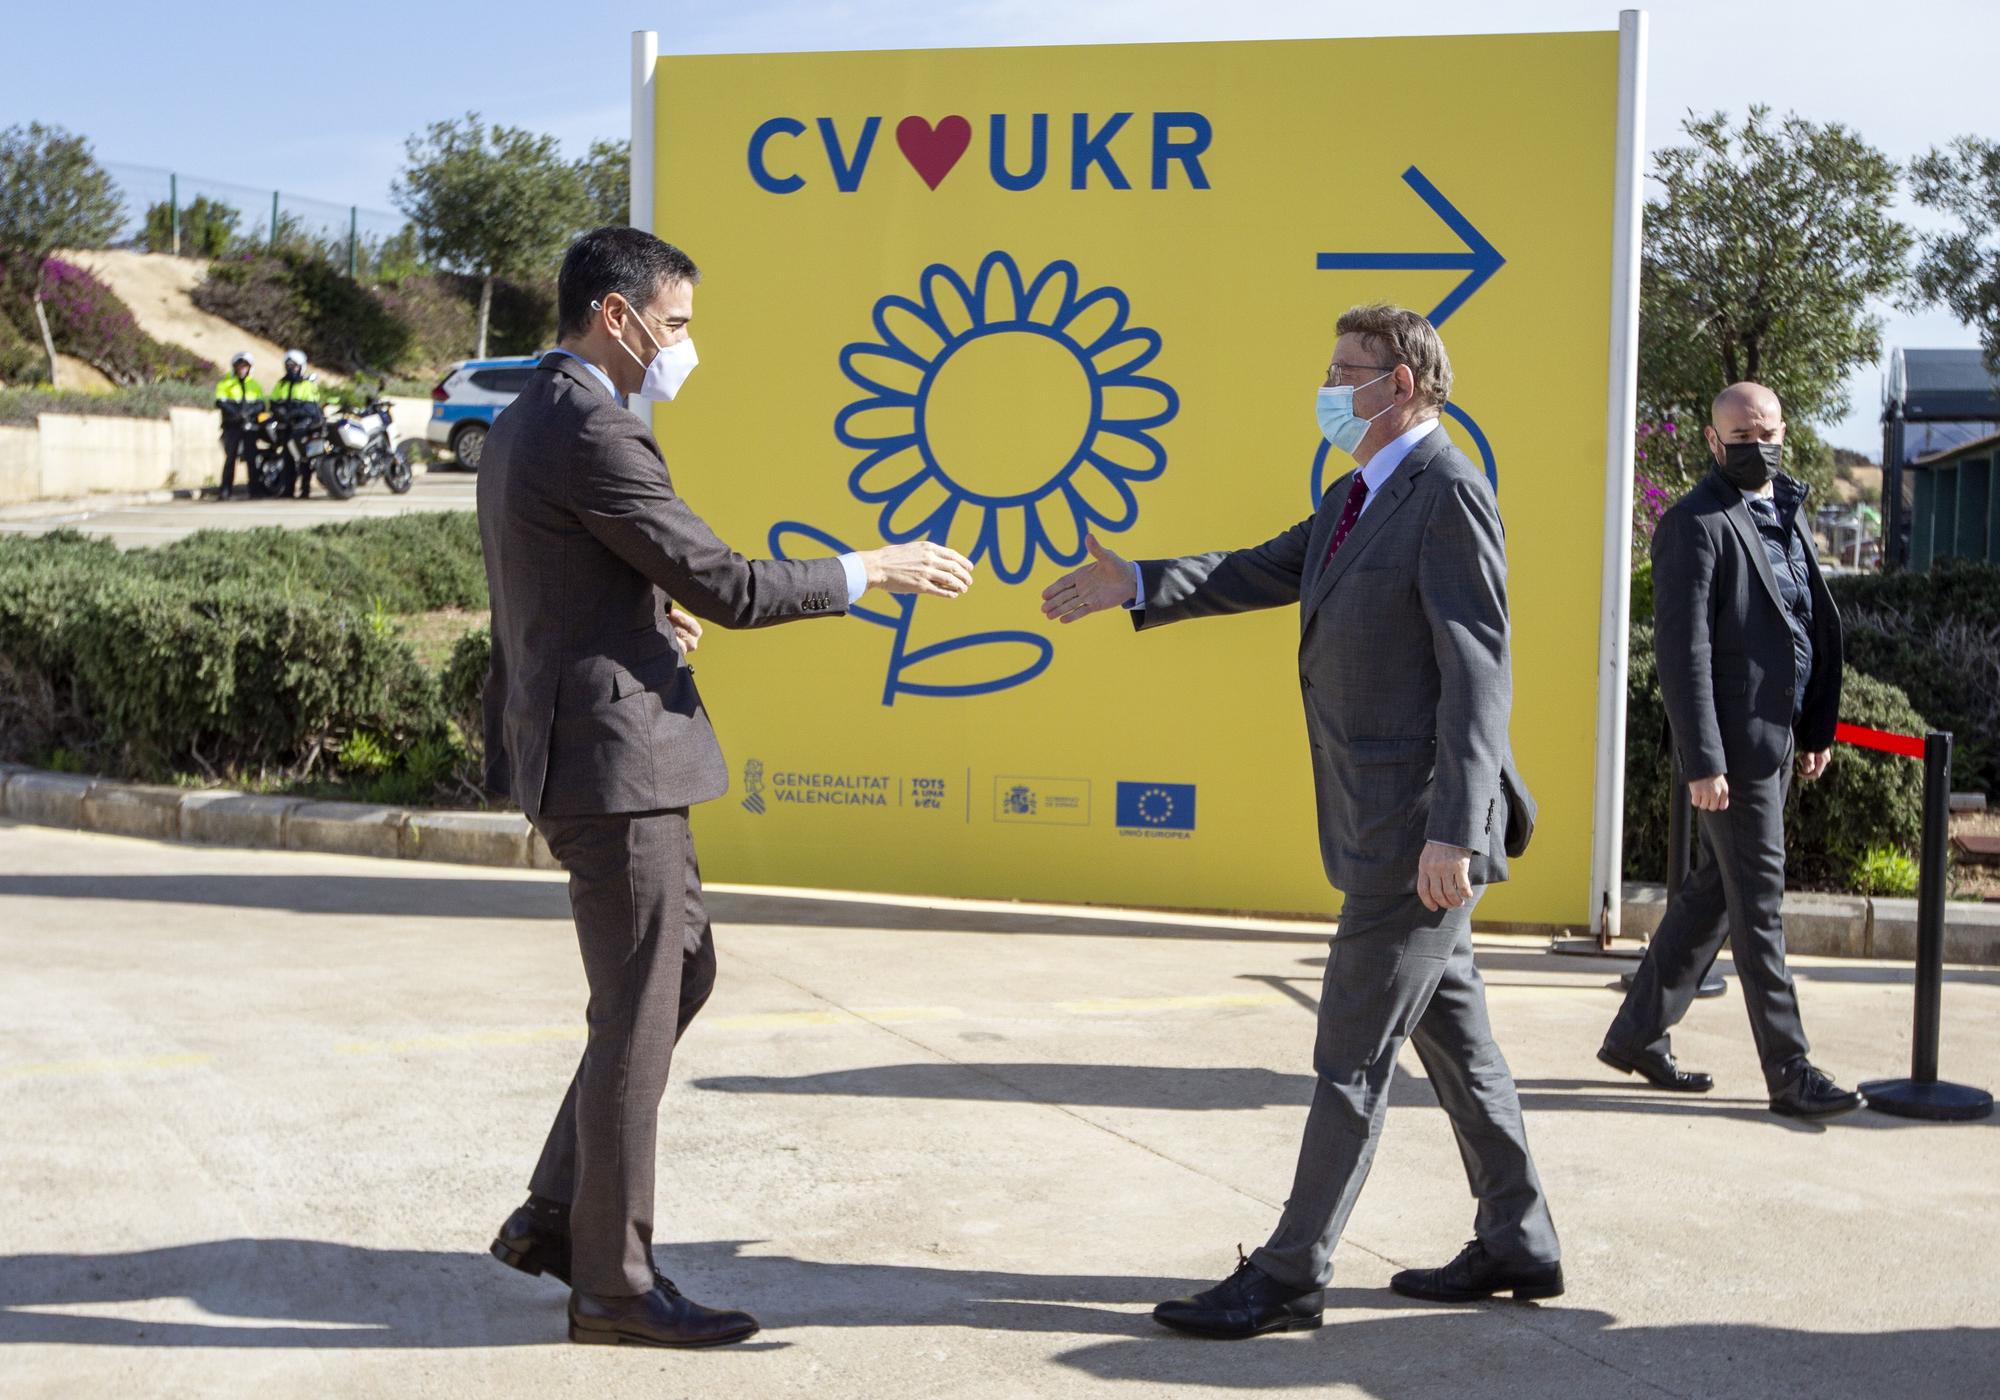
[1315,371,1394,455]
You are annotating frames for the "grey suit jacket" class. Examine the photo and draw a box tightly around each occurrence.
[477,353,848,824]
[1652,470,1842,785]
[1134,427,1531,896]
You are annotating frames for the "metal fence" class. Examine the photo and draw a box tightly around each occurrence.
[101,160,409,276]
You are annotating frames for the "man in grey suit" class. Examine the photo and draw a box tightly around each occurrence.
[1042,303,1560,1339]
[1600,381,1859,1118]
[479,227,975,1347]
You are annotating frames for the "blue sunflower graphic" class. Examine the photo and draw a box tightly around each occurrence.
[834,251,1179,584]
[771,251,1178,705]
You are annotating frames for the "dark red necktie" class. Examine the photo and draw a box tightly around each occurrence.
[1322,474,1370,570]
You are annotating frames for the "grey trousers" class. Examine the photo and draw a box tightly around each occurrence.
[1250,887,1559,1291]
[1607,762,1810,1093]
[528,808,718,1296]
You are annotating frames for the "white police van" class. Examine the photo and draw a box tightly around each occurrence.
[427,355,542,469]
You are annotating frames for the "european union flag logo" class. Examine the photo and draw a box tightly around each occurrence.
[1116,782,1197,831]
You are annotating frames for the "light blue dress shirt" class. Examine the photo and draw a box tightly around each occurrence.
[1124,417,1443,609]
[547,348,866,605]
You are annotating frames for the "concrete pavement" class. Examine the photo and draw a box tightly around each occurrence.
[0,468,476,549]
[2,819,1997,1399]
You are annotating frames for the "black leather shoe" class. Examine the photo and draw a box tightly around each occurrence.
[491,1202,575,1285]
[569,1283,759,1348]
[491,1201,676,1293]
[1391,1239,1563,1303]
[1598,1041,1713,1093]
[1769,1064,1862,1118]
[1152,1249,1324,1339]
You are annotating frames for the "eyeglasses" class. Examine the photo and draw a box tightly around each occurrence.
[1325,361,1397,386]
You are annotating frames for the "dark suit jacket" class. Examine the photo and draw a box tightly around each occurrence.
[477,353,848,824]
[1652,470,1842,785]
[1134,427,1533,897]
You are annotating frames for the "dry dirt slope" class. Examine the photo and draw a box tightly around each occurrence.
[63,249,316,383]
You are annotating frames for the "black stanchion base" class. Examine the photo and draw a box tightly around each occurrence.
[1618,970,1728,999]
[1859,1078,1994,1122]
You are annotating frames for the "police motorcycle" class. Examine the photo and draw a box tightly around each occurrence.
[249,398,334,497]
[315,392,413,499]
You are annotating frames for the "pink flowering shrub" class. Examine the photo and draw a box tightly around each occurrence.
[0,259,210,387]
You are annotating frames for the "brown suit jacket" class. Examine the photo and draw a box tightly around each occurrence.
[477,353,847,823]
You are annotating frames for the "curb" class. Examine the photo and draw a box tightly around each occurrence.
[0,762,554,873]
[1613,882,1998,965]
[0,763,1992,964]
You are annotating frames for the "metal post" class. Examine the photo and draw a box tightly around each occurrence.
[631,30,659,232]
[170,172,181,257]
[1913,731,1949,1082]
[348,206,358,278]
[1588,8,1649,942]
[1862,731,1992,1120]
[271,191,280,251]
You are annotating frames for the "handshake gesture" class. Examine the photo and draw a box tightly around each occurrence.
[1039,535,1134,624]
[861,540,975,599]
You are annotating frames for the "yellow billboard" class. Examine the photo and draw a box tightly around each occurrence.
[643,29,1633,926]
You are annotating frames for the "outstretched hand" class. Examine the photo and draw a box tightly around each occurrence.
[1040,535,1135,624]
[861,541,975,598]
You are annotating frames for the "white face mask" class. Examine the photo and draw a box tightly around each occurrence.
[595,298,698,402]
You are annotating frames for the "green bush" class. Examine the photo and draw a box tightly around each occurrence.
[1623,623,1930,890]
[144,511,487,614]
[193,253,553,378]
[1848,846,1919,897]
[195,251,412,375]
[374,271,554,367]
[0,516,490,797]
[0,382,215,426]
[1829,561,2000,796]
[440,625,492,786]
[1788,670,1928,887]
[141,195,240,257]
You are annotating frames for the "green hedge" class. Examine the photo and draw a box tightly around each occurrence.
[144,511,488,614]
[0,516,489,796]
[1828,561,2000,796]
[1623,622,1930,890]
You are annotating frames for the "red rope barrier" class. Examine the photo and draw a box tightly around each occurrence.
[1834,721,1927,760]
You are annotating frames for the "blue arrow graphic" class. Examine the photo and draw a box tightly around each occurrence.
[1315,166,1504,326]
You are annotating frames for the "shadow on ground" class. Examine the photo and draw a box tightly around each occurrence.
[692,1060,1997,1133]
[4,1236,1992,1399]
[0,1238,1195,1349]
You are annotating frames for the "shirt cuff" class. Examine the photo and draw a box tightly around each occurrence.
[1124,560,1144,610]
[838,551,868,605]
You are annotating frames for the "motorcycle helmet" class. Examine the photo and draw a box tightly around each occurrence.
[283,348,308,373]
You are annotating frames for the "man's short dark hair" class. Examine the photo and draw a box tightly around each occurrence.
[556,227,701,339]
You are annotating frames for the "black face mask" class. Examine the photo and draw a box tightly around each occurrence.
[1715,440,1781,491]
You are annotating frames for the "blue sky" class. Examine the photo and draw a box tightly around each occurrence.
[8,0,1996,453]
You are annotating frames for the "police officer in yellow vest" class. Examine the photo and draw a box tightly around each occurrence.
[214,351,264,501]
[270,348,325,499]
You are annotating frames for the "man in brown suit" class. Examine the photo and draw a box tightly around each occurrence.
[479,227,973,1347]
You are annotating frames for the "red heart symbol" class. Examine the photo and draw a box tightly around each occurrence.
[896,115,971,190]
